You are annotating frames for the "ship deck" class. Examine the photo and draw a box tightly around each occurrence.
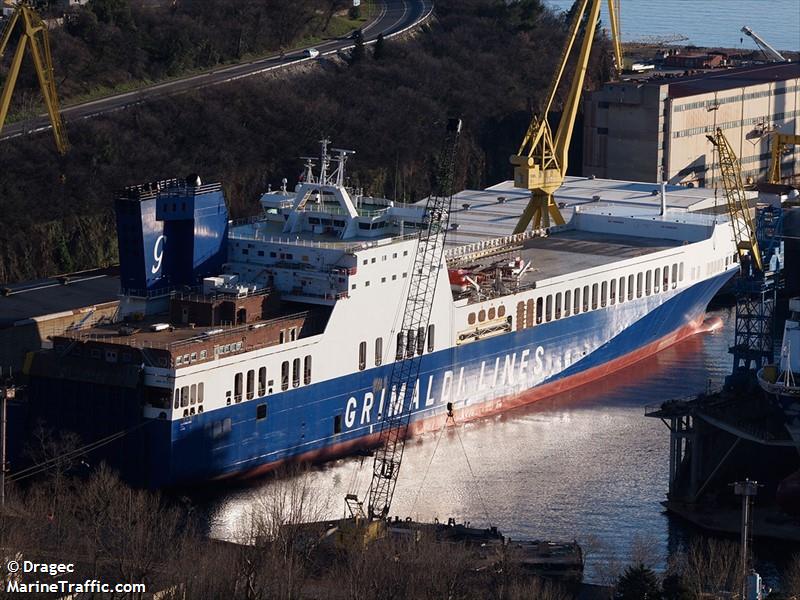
[513,230,682,284]
[61,305,328,355]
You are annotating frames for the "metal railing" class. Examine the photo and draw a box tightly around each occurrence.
[445,229,544,262]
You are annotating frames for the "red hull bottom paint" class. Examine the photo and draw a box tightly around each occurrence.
[219,316,709,483]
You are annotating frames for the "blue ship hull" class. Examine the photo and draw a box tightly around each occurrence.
[135,269,735,488]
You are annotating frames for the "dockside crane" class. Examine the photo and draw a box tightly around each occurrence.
[707,127,763,272]
[768,131,800,185]
[741,26,789,63]
[510,0,623,233]
[708,127,784,375]
[0,1,68,154]
[344,118,462,535]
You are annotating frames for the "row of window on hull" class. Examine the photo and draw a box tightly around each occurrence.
[174,383,204,418]
[357,324,436,371]
[229,356,313,405]
[515,263,686,329]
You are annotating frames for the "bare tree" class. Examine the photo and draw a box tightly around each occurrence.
[785,553,800,598]
[234,466,332,600]
[70,464,185,599]
[680,537,744,598]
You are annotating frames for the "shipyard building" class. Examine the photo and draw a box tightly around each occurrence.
[582,62,800,187]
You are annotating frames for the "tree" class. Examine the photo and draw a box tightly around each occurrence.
[785,553,800,598]
[351,30,366,63]
[661,573,692,600]
[615,564,663,600]
[374,32,386,60]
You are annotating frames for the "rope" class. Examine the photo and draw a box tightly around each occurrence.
[408,417,450,517]
[453,421,493,528]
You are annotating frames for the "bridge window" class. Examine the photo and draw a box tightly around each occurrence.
[536,297,543,324]
[375,338,383,366]
[281,361,289,391]
[258,367,266,396]
[591,284,598,310]
[396,333,405,360]
[610,279,616,305]
[234,373,243,403]
[672,264,678,288]
[292,358,300,388]
[427,324,435,353]
[654,268,661,293]
[525,299,534,328]
[601,281,607,307]
[174,390,180,409]
[555,293,562,319]
[304,356,312,385]
[247,369,255,400]
[583,285,590,312]
[628,274,635,300]
[417,327,425,355]
[545,295,552,322]
[679,262,685,282]
[646,270,652,296]
[190,384,196,405]
[359,341,367,371]
[574,288,581,315]
[636,273,643,298]
[619,277,625,303]
[564,290,571,317]
[663,266,670,291]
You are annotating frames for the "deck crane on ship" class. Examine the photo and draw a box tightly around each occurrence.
[342,117,462,541]
[510,0,622,232]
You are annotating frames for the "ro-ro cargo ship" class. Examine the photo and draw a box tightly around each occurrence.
[24,142,740,487]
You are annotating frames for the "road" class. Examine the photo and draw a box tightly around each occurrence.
[1,0,433,143]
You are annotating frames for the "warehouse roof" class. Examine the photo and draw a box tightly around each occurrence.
[666,62,800,98]
[0,267,120,328]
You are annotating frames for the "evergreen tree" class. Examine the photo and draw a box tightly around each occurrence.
[351,32,366,63]
[661,572,692,600]
[616,564,663,600]
[374,33,385,60]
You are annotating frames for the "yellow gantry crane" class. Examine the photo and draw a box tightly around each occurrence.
[511,0,622,232]
[767,131,800,184]
[707,127,763,272]
[0,1,68,154]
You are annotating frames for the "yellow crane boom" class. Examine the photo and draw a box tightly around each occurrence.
[768,131,800,184]
[0,2,68,155]
[510,0,622,232]
[707,127,762,272]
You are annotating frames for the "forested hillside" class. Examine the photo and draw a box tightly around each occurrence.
[10,0,362,106]
[0,0,611,284]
